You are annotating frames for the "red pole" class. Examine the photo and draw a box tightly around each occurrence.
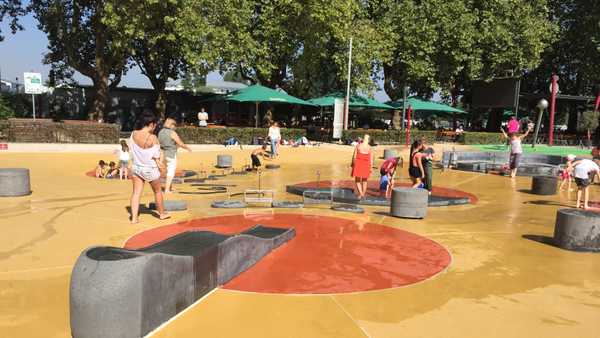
[594,90,600,112]
[405,105,413,147]
[548,74,559,145]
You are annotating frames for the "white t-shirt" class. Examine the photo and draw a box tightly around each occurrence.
[573,159,599,179]
[118,149,130,161]
[268,126,281,140]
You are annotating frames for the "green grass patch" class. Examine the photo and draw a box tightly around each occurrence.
[471,144,591,157]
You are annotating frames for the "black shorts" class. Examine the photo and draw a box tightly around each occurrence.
[251,154,261,167]
[575,177,590,188]
[409,167,421,178]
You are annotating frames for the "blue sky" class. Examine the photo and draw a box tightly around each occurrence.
[0,13,391,101]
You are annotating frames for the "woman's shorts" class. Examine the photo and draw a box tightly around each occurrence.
[132,164,160,182]
[509,153,522,169]
[120,160,129,168]
[575,177,591,188]
[165,157,177,178]
[409,167,421,178]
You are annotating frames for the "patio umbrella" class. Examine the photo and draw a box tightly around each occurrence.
[388,97,466,116]
[210,84,316,127]
[309,93,395,110]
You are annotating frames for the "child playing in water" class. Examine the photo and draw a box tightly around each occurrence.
[572,159,600,209]
[559,154,576,191]
[380,156,402,198]
[251,144,268,170]
[95,160,107,178]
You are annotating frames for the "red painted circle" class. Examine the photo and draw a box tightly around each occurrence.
[125,214,451,294]
[293,180,477,204]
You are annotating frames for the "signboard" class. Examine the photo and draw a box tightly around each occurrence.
[23,72,43,94]
[333,98,344,139]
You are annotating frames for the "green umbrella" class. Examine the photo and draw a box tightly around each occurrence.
[309,93,395,110]
[210,84,316,127]
[388,97,467,116]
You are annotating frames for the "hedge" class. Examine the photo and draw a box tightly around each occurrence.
[0,120,8,141]
[342,129,438,144]
[7,119,120,143]
[458,132,505,145]
[176,127,306,144]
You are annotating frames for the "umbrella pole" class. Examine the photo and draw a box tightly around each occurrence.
[255,102,259,128]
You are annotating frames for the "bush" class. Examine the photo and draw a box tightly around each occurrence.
[7,119,120,143]
[342,129,438,144]
[459,132,505,144]
[176,127,306,144]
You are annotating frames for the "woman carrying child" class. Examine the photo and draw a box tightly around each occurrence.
[500,124,532,178]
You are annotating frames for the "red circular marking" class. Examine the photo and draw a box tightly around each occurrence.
[124,214,451,294]
[294,180,478,204]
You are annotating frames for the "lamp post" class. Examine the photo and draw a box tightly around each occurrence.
[532,98,548,148]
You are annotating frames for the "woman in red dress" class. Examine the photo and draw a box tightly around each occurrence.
[351,134,373,199]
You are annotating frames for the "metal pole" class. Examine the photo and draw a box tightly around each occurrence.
[532,107,544,148]
[401,86,408,130]
[32,94,36,120]
[344,37,353,130]
[548,75,558,145]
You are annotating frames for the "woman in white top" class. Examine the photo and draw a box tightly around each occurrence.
[268,121,281,159]
[129,111,169,224]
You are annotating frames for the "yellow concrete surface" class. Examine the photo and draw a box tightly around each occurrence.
[0,144,599,338]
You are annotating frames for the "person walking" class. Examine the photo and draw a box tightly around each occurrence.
[158,117,192,194]
[500,124,532,178]
[129,111,169,224]
[351,134,373,199]
[268,121,281,159]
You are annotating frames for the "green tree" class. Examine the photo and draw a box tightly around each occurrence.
[0,94,15,119]
[380,0,555,102]
[0,0,25,41]
[30,0,131,121]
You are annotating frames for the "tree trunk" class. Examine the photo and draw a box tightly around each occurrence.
[153,81,167,119]
[89,72,109,122]
[567,103,578,133]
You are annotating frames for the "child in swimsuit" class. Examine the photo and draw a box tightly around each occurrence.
[559,154,576,191]
[95,160,107,178]
[409,139,426,188]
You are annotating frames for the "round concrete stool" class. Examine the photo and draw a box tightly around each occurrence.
[149,200,188,211]
[383,149,397,160]
[553,209,600,252]
[390,188,428,219]
[216,154,233,168]
[531,176,557,195]
[0,168,31,197]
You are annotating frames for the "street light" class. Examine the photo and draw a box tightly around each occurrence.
[532,99,549,148]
